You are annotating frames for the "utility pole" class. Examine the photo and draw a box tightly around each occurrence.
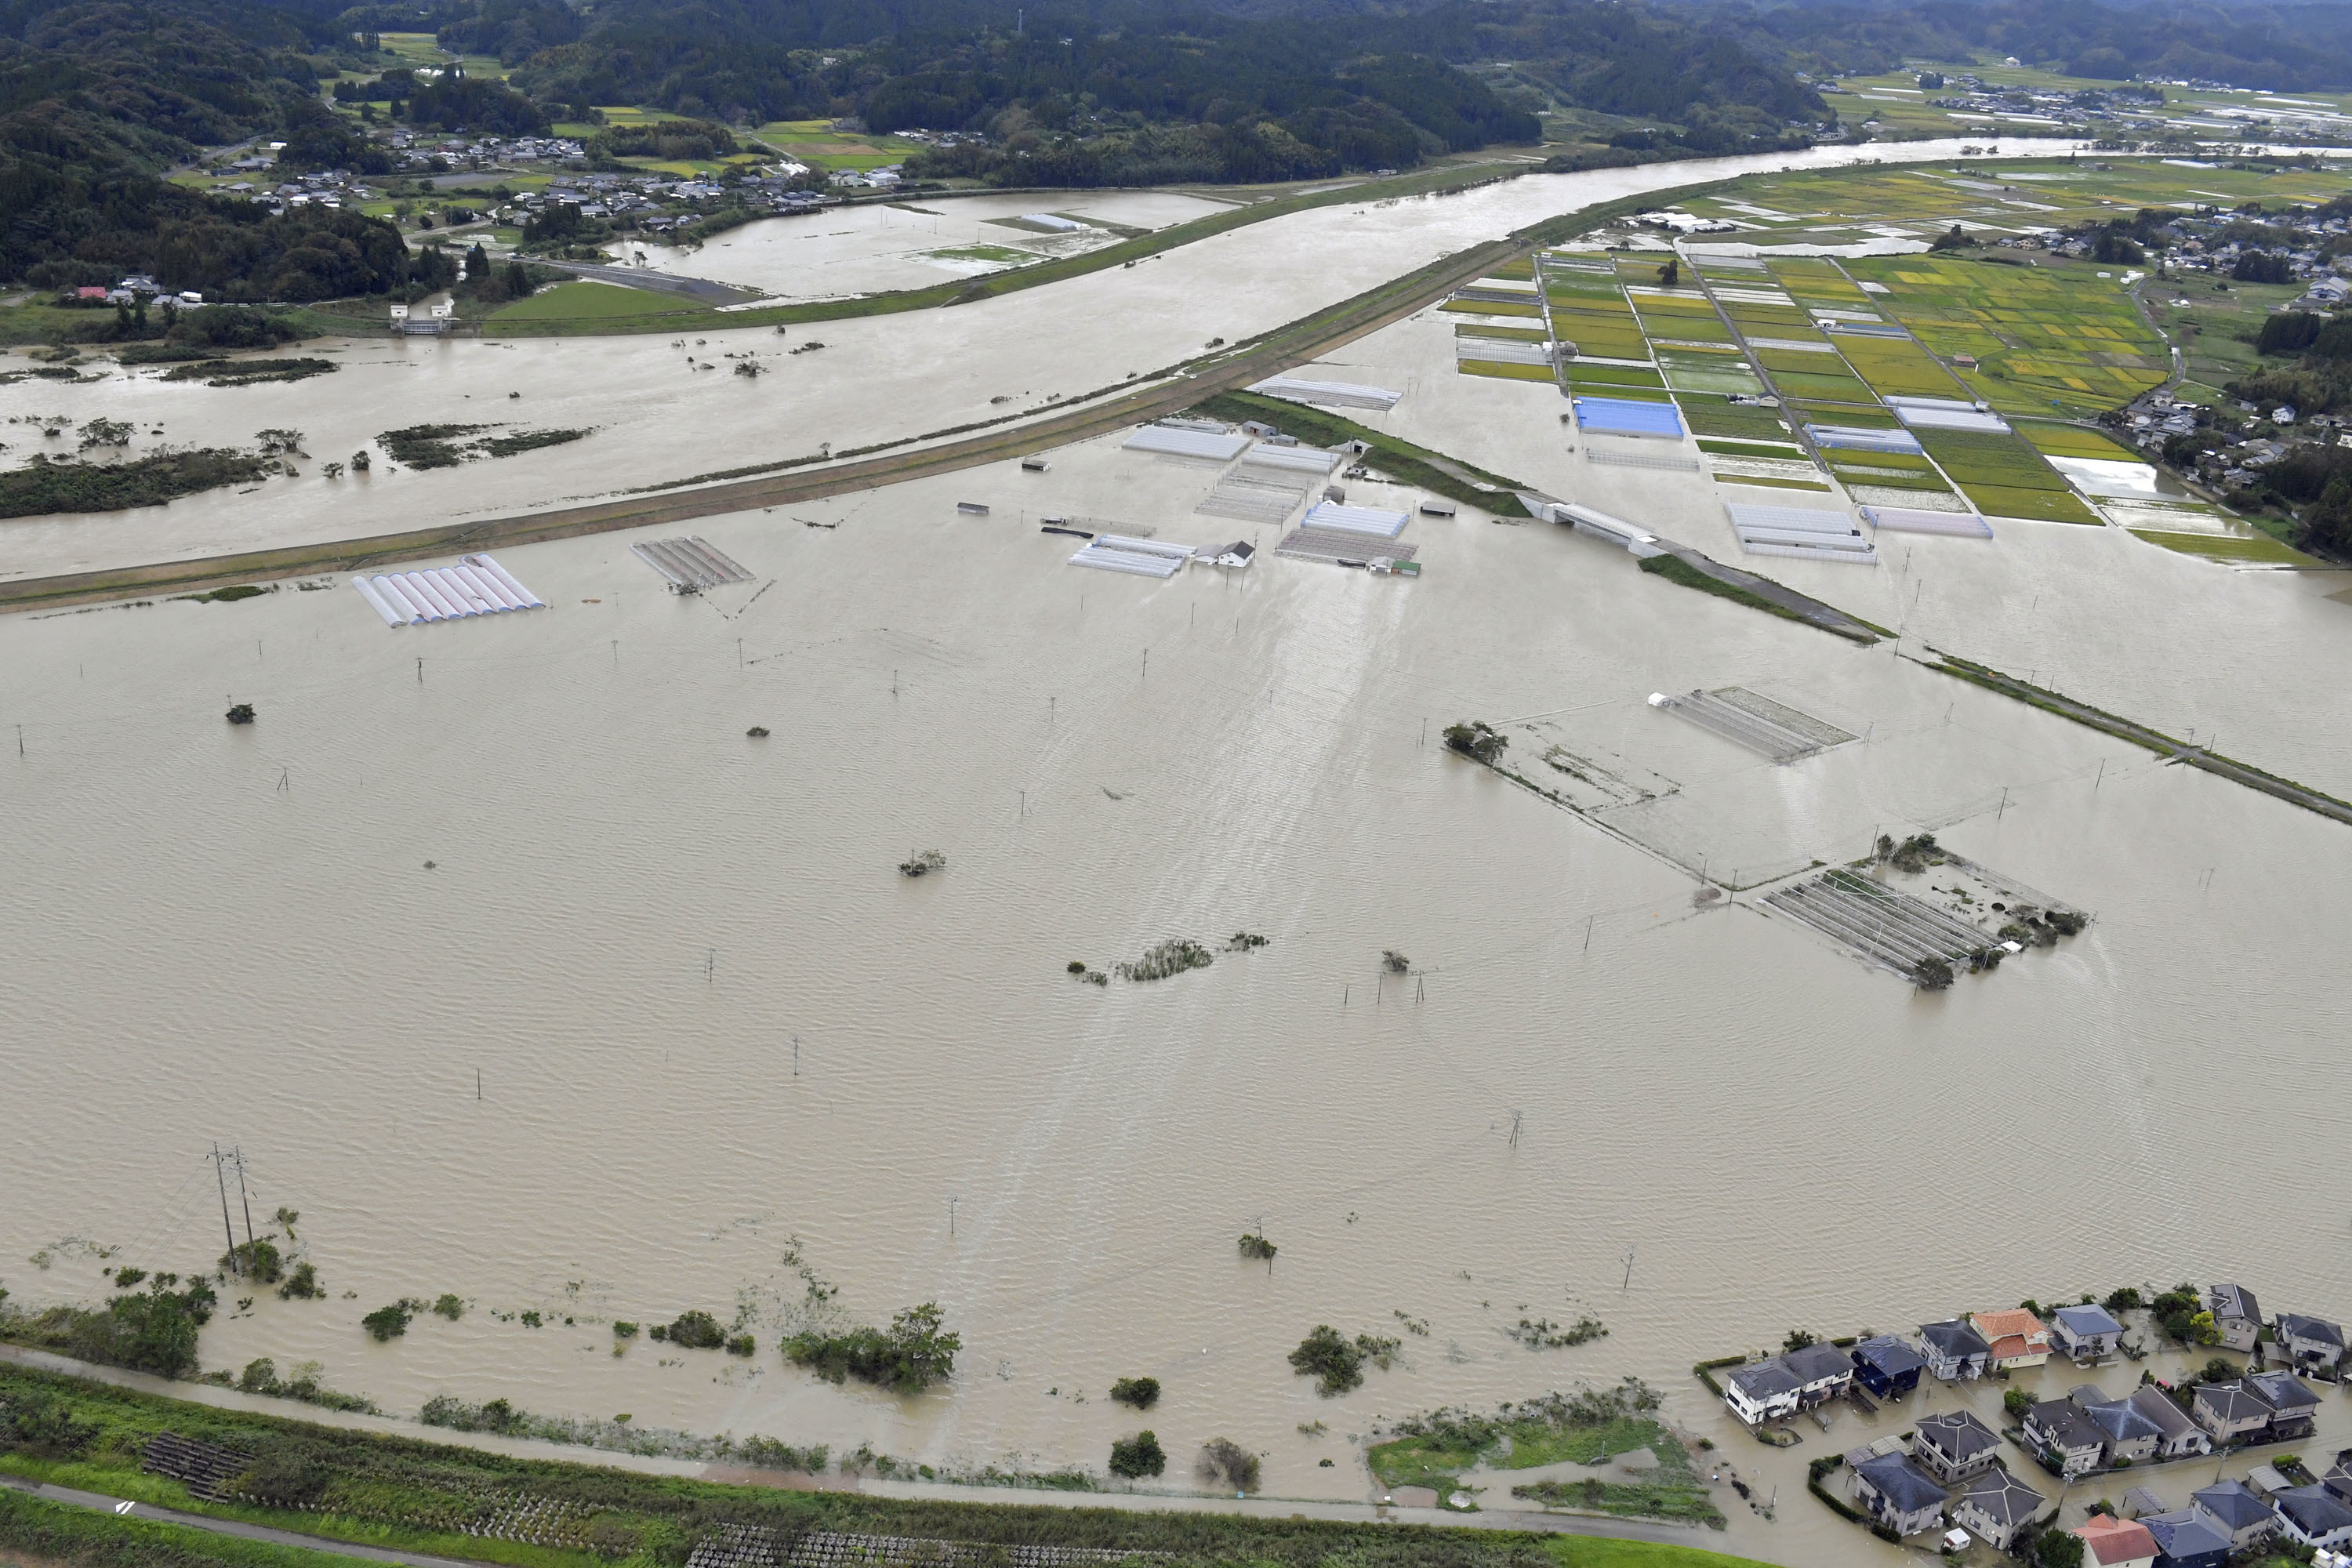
[234,1148,256,1252]
[212,1145,238,1272]
[1621,1244,1636,1293]
[1508,1110,1522,1148]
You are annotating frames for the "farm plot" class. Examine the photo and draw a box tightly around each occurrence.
[1916,428,2104,524]
[1845,255,2170,418]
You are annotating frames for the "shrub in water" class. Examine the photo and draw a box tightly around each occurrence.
[1109,1429,1165,1479]
[1196,1436,1260,1492]
[1109,1376,1160,1410]
[665,1310,725,1349]
[361,1303,412,1341]
[784,1301,959,1394]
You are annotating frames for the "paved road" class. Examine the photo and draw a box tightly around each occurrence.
[0,1474,496,1568]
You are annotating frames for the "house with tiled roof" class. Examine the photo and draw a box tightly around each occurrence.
[2190,1381,2274,1445]
[2025,1397,2110,1479]
[2078,1388,2165,1466]
[2192,1479,2278,1551]
[1920,1318,1991,1381]
[2247,1368,2321,1441]
[2125,1385,2211,1458]
[2140,1508,2230,1568]
[1915,1409,2002,1483]
[2206,1284,2262,1352]
[1850,1452,1947,1537]
[1719,1341,1853,1425]
[1970,1308,2052,1370]
[1953,1468,2049,1552]
[2053,1303,2128,1362]
[2274,1484,2352,1550]
[2073,1512,2158,1568]
[1849,1334,1926,1399]
[2274,1313,2347,1376]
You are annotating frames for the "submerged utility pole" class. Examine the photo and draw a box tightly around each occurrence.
[234,1148,256,1252]
[212,1145,238,1272]
[1621,1244,1636,1293]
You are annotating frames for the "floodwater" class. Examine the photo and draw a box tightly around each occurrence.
[2,136,2076,583]
[5,387,2352,1568]
[1286,306,2352,800]
[627,191,1243,299]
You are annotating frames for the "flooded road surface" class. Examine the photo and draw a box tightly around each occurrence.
[5,403,2350,1568]
[2,138,2060,582]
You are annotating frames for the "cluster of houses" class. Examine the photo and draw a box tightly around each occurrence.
[1716,1286,2352,1559]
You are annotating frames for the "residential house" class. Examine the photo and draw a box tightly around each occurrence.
[2248,1368,2321,1441]
[2275,1486,2352,1550]
[1915,1410,2002,1483]
[2274,1313,2347,1376]
[2026,1398,2111,1479]
[2053,1304,2128,1362]
[1850,1452,1947,1537]
[2191,1479,2278,1551]
[1955,1468,2049,1551]
[2140,1509,2230,1568]
[2190,1382,2275,1446]
[1972,1308,2053,1370]
[2322,1450,2352,1507]
[2206,1285,2262,1352]
[2126,1386,2212,1458]
[2077,1385,2164,1466]
[1921,1318,1994,1381]
[1850,1334,1927,1399]
[1207,542,1255,569]
[1719,1342,1853,1425]
[2074,1513,2159,1568]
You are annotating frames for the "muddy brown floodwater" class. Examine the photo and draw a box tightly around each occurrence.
[5,143,2352,1568]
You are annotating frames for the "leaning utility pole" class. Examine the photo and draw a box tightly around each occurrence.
[234,1148,257,1252]
[212,1145,238,1272]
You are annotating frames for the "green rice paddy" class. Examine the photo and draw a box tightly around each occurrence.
[1462,360,1559,382]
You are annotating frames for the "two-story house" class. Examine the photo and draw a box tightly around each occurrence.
[2052,1304,2128,1363]
[2077,1388,2164,1466]
[1851,1452,1947,1538]
[1915,1410,2002,1483]
[2026,1397,2109,1479]
[2190,1382,2276,1446]
[1849,1334,1926,1399]
[2273,1313,2347,1377]
[2192,1479,2280,1552]
[1972,1308,2053,1371]
[2205,1284,2263,1353]
[1719,1341,1853,1425]
[2125,1385,2212,1458]
[1953,1468,2049,1552]
[2248,1368,2322,1441]
[2274,1485,2352,1551]
[2072,1514,2158,1568]
[1920,1319,1993,1381]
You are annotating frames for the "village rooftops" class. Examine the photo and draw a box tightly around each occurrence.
[1850,1334,1927,1390]
[2054,1302,2127,1341]
[2209,1283,2261,1323]
[2278,1313,2348,1352]
[1915,1410,2001,1474]
[1921,1317,1993,1367]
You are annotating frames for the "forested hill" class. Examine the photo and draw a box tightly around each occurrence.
[1712,0,2352,94]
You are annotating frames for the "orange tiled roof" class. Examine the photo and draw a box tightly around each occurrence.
[2074,1513,2158,1565]
[1970,1308,2048,1343]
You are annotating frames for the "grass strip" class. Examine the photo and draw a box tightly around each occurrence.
[0,1486,378,1568]
[0,1365,1723,1568]
[1189,391,1531,517]
[1638,553,1804,625]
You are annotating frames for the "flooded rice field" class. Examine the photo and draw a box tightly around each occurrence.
[5,386,2352,1568]
[627,191,1243,298]
[5,137,2050,583]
